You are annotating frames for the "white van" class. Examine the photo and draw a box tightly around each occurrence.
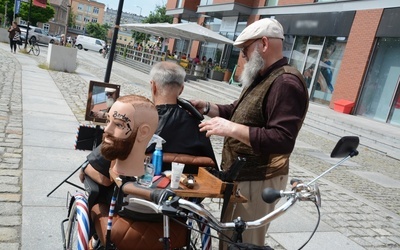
[75,35,105,53]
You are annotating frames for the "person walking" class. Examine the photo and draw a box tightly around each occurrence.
[191,18,309,247]
[8,21,21,54]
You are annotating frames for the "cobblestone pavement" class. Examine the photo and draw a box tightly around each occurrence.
[1,45,399,249]
[0,47,23,249]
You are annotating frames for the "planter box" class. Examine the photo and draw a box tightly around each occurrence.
[209,70,224,81]
[47,44,78,73]
[334,99,355,114]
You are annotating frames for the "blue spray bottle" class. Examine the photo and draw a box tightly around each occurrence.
[151,135,165,176]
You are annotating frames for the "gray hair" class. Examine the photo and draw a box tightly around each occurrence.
[149,61,186,89]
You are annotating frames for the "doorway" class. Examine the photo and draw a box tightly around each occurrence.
[301,45,323,97]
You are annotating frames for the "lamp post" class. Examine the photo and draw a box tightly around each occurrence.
[64,0,72,46]
[136,6,142,16]
[104,0,124,83]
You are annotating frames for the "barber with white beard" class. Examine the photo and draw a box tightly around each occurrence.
[191,18,309,247]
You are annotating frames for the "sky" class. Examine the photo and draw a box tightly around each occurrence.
[98,0,167,17]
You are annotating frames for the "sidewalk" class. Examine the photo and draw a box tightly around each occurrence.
[0,42,399,250]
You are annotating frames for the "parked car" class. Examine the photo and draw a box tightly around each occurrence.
[18,25,60,45]
[75,35,105,53]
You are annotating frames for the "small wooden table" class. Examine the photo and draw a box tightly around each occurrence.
[168,168,247,203]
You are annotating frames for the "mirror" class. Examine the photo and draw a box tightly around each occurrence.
[85,81,120,124]
[330,136,359,158]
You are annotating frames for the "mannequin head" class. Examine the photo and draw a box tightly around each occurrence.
[101,95,158,176]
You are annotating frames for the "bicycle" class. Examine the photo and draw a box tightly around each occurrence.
[62,136,359,250]
[26,40,40,56]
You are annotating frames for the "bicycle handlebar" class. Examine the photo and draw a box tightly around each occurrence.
[128,180,320,232]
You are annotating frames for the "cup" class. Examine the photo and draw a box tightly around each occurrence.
[170,162,185,189]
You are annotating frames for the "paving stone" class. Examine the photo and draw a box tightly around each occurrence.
[0,216,21,226]
[0,243,19,250]
[0,194,21,202]
[0,227,18,241]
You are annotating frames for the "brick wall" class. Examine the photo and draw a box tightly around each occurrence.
[330,9,383,108]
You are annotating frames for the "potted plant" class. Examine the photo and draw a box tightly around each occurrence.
[210,65,226,81]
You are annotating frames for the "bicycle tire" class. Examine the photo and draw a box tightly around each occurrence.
[32,44,40,56]
[65,196,90,250]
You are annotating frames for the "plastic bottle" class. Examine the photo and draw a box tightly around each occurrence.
[152,138,163,176]
[138,156,154,187]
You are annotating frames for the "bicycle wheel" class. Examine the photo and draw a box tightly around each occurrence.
[65,195,90,250]
[32,44,40,56]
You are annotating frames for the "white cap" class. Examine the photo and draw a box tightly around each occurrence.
[233,18,284,48]
[105,87,116,93]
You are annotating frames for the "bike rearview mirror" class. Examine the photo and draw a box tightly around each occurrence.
[330,136,359,158]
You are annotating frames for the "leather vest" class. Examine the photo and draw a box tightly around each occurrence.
[221,66,308,181]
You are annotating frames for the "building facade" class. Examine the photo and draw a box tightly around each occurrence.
[69,0,105,35]
[166,0,400,126]
[103,7,144,27]
[46,0,68,36]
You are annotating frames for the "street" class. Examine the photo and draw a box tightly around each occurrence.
[0,43,399,249]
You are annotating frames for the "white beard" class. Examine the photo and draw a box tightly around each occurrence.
[240,48,265,87]
[106,97,115,108]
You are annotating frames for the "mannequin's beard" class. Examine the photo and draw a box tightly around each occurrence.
[101,127,138,161]
[240,48,265,87]
[106,97,115,108]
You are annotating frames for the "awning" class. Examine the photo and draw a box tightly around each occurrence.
[121,22,234,45]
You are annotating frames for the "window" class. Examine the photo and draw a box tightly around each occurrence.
[86,5,92,12]
[96,40,102,45]
[78,3,83,10]
[43,23,50,33]
[84,17,90,22]
[200,0,213,5]
[76,14,82,21]
[265,0,279,6]
[93,7,99,14]
[91,18,98,23]
[357,37,400,125]
[176,0,183,8]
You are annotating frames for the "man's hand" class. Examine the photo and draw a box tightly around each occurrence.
[199,117,234,137]
[150,189,176,205]
[199,117,251,147]
[189,100,207,114]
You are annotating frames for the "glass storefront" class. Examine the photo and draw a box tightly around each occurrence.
[356,37,400,126]
[285,35,346,105]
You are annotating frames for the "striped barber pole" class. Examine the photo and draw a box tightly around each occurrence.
[107,194,117,231]
[105,186,119,250]
[75,194,90,250]
[200,217,211,250]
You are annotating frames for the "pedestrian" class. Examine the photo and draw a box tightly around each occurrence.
[8,21,21,54]
[191,18,309,247]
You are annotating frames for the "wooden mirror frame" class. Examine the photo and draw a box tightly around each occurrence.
[85,81,121,124]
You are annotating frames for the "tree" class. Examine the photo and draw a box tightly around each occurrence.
[0,0,16,26]
[19,2,55,26]
[142,5,173,24]
[85,22,108,41]
[132,5,172,45]
[68,10,76,28]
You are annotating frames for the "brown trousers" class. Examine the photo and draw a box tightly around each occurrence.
[220,174,288,249]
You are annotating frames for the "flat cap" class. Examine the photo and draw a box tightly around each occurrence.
[233,18,284,48]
